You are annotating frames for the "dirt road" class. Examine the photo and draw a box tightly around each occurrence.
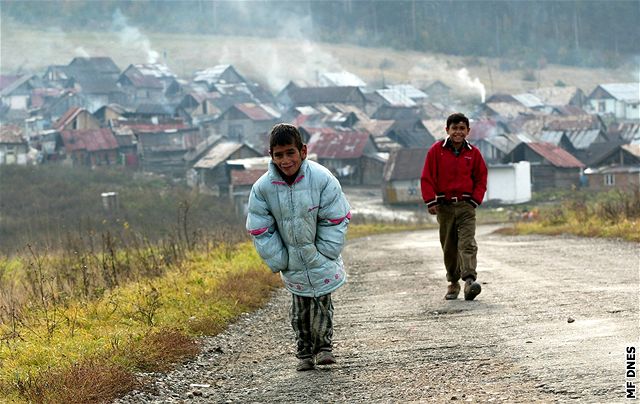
[117,226,639,403]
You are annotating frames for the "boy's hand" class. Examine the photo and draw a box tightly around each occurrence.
[428,205,438,215]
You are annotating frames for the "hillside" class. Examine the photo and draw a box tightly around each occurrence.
[1,20,635,99]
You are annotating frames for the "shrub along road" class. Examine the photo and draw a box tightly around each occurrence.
[116,225,639,402]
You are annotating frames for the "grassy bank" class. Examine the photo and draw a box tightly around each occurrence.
[0,217,429,403]
[0,242,280,403]
[508,190,640,242]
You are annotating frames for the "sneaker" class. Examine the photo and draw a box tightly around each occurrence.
[444,281,460,300]
[296,357,315,371]
[464,278,481,301]
[315,351,336,365]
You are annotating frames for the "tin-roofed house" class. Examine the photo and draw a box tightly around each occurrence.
[588,83,640,120]
[227,156,271,216]
[117,63,177,105]
[277,86,367,111]
[60,128,119,167]
[584,143,640,191]
[319,71,367,88]
[304,127,383,186]
[503,142,585,191]
[215,102,281,151]
[192,65,247,89]
[382,148,427,204]
[53,107,101,132]
[192,141,262,196]
[0,74,41,112]
[127,121,201,176]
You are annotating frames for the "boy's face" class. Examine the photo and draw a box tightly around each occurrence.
[270,143,307,177]
[446,121,470,147]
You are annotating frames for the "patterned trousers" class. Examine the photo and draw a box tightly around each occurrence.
[290,293,334,359]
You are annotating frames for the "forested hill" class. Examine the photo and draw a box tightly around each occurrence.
[2,0,638,68]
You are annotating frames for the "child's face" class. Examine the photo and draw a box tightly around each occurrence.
[271,143,307,177]
[446,121,470,147]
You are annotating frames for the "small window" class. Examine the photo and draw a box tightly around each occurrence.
[604,174,615,186]
[598,101,606,112]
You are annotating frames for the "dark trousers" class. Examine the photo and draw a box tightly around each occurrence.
[290,293,334,359]
[436,202,478,283]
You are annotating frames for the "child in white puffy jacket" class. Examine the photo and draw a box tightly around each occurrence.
[246,123,351,371]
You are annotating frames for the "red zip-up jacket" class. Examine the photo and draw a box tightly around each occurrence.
[420,138,488,208]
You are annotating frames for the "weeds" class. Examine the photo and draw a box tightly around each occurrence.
[515,189,640,242]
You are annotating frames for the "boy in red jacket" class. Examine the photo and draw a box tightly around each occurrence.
[420,113,487,300]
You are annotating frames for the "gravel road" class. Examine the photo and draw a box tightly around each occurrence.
[116,225,639,403]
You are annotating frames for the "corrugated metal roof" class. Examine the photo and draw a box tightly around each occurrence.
[530,86,582,106]
[538,130,566,145]
[320,71,366,87]
[306,128,371,159]
[234,103,281,121]
[193,65,232,84]
[385,84,428,100]
[53,107,84,130]
[513,93,544,108]
[194,141,244,169]
[375,89,417,107]
[484,102,532,118]
[287,86,365,105]
[70,57,120,74]
[545,114,600,131]
[124,68,164,88]
[360,119,395,137]
[598,83,640,102]
[608,122,640,143]
[484,133,522,154]
[422,119,446,140]
[469,119,498,140]
[61,128,118,152]
[526,142,585,168]
[565,129,604,150]
[134,63,176,79]
[231,168,266,186]
[383,148,427,181]
[552,105,587,116]
[226,156,271,168]
[124,122,189,134]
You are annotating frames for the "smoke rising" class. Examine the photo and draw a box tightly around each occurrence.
[111,9,159,64]
[456,68,486,103]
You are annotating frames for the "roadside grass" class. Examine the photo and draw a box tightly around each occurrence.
[0,218,428,403]
[0,242,280,403]
[506,189,640,242]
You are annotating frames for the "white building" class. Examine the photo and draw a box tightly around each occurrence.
[588,83,640,120]
[485,161,531,204]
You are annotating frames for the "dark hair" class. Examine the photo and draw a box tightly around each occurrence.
[446,112,470,129]
[269,123,303,152]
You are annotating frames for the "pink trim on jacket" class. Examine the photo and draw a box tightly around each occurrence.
[327,211,351,224]
[271,175,305,186]
[248,227,268,236]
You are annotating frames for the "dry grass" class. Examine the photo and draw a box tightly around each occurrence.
[505,190,640,242]
[125,328,200,372]
[12,360,139,404]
